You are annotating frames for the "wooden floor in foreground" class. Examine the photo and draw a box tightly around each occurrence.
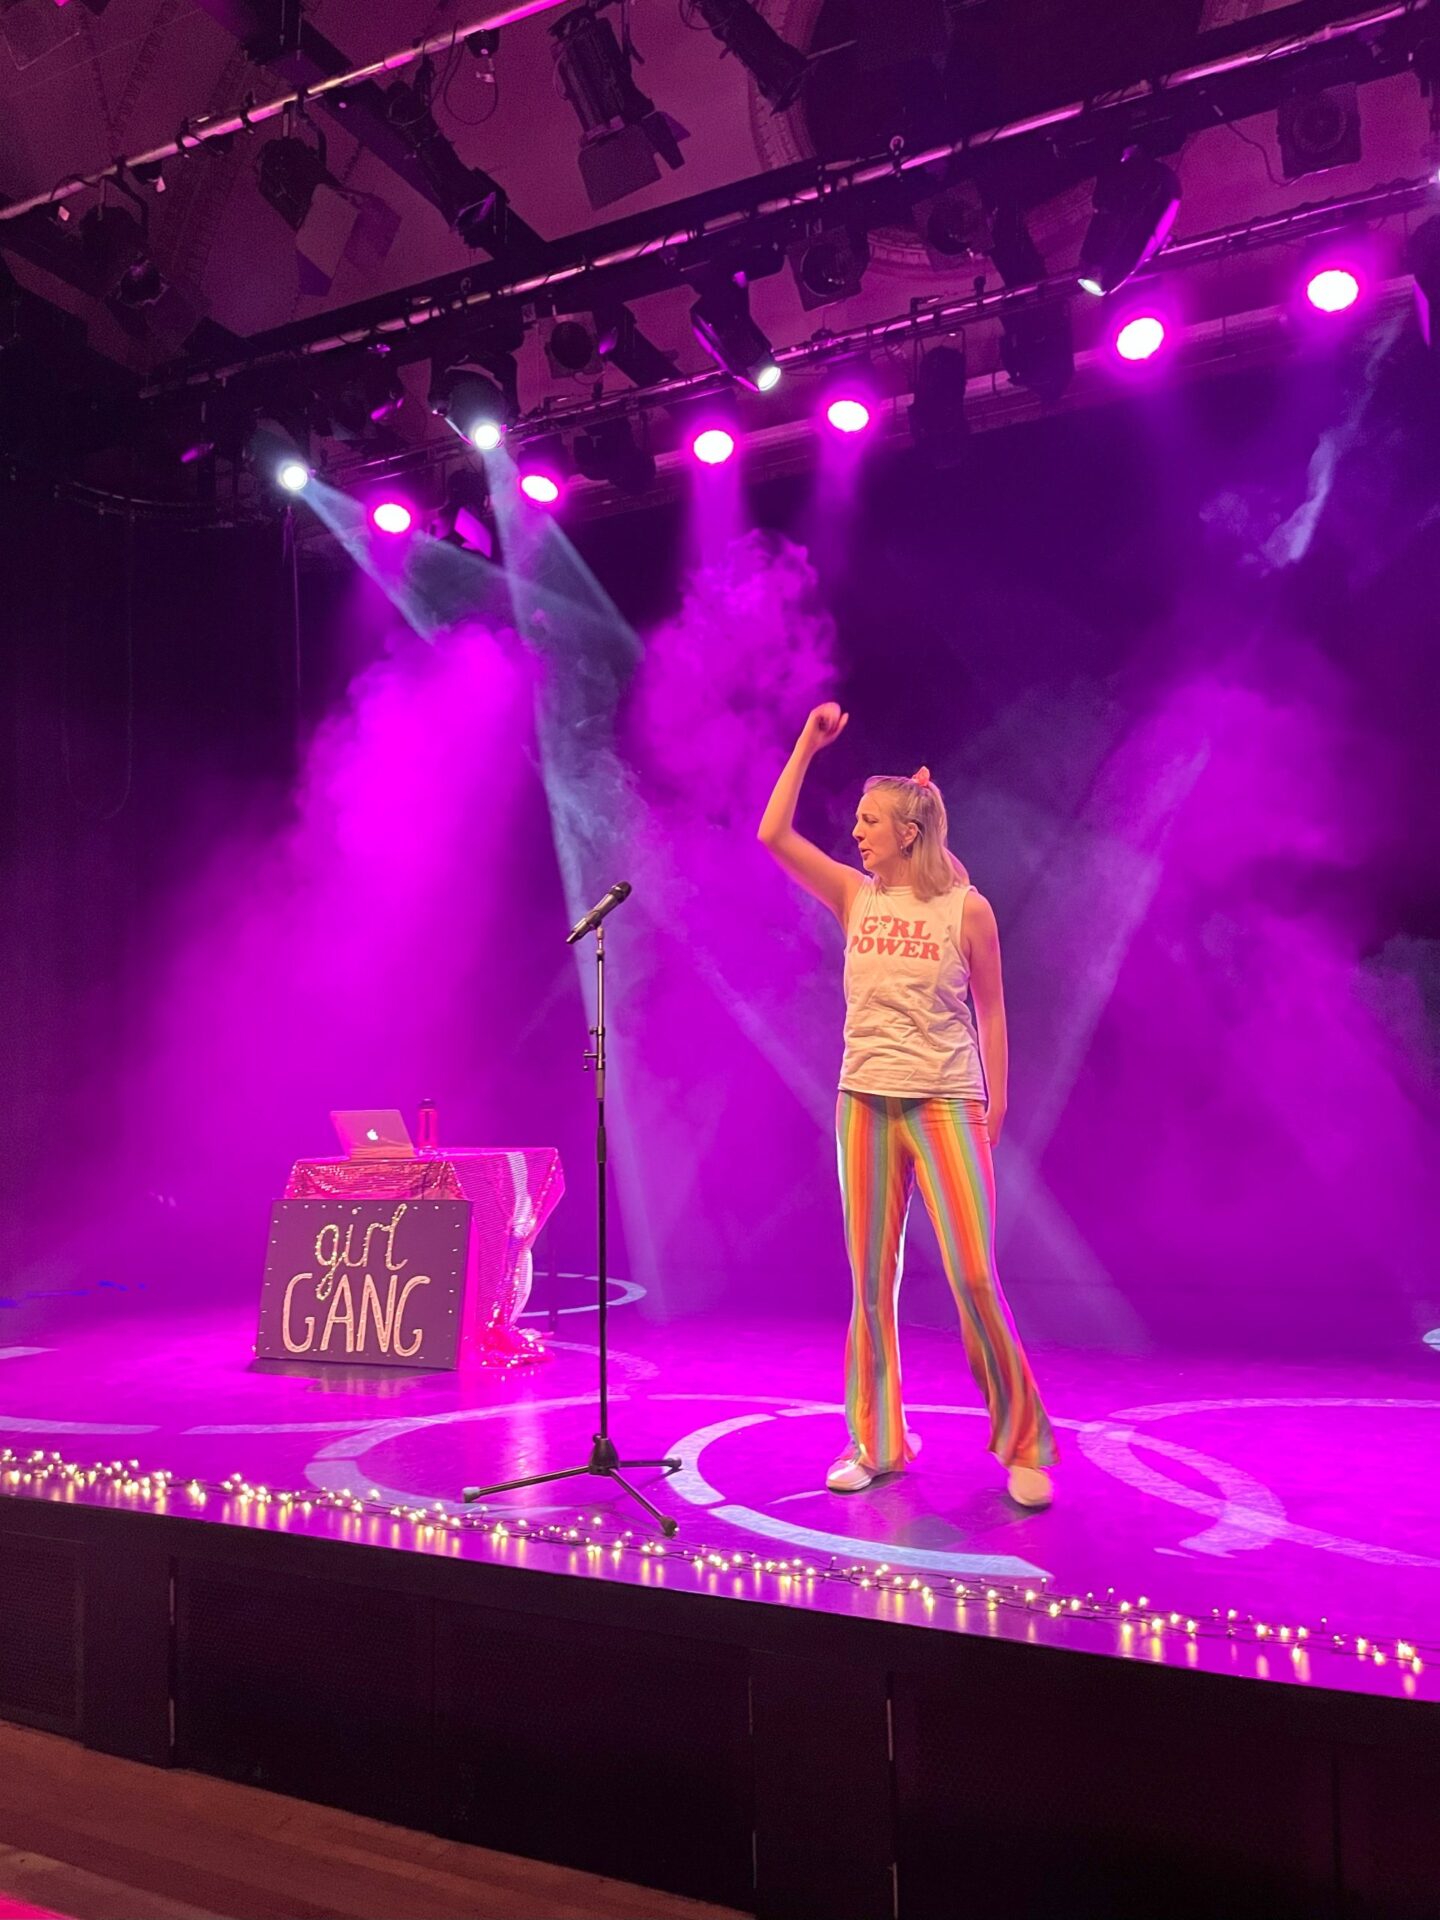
[0,1723,749,1920]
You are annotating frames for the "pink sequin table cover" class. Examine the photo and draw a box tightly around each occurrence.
[284,1149,564,1366]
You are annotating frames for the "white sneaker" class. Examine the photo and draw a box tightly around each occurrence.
[1007,1464,1053,1509]
[825,1431,922,1493]
[826,1449,877,1492]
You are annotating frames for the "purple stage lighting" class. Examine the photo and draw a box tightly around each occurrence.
[371,499,414,535]
[275,457,311,494]
[692,427,737,466]
[825,396,872,435]
[1305,266,1360,314]
[518,470,563,506]
[1114,314,1167,362]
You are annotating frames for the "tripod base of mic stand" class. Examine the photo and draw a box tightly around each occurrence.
[462,1434,683,1538]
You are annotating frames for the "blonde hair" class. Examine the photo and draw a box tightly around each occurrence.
[862,771,969,901]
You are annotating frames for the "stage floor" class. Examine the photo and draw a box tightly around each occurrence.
[2,1282,1436,1704]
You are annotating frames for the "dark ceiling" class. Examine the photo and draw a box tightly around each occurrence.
[1,0,1435,510]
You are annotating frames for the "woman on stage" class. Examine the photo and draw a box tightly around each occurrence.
[759,703,1057,1508]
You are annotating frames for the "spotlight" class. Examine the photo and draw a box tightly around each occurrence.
[545,316,601,376]
[78,204,166,308]
[1114,313,1167,361]
[431,363,514,451]
[572,418,657,494]
[825,396,872,434]
[1408,215,1440,351]
[680,0,809,109]
[690,276,781,392]
[790,220,870,311]
[1305,265,1360,314]
[1077,147,1180,297]
[371,498,414,534]
[114,255,165,309]
[256,136,331,231]
[908,342,968,467]
[551,3,688,210]
[276,457,311,493]
[320,347,407,442]
[988,202,1073,405]
[1278,83,1361,182]
[515,436,568,506]
[691,426,737,465]
[910,179,988,272]
[435,467,494,554]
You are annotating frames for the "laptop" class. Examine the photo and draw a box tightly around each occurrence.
[330,1109,416,1161]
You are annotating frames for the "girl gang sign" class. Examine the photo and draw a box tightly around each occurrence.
[256,1200,471,1368]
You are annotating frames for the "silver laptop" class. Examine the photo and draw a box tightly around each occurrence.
[330,1109,416,1161]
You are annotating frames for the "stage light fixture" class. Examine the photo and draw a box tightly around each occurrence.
[572,418,657,494]
[1114,314,1167,362]
[380,76,518,256]
[319,347,407,442]
[1077,147,1180,297]
[908,342,969,467]
[1278,83,1361,182]
[546,316,601,375]
[276,456,311,493]
[1305,265,1361,314]
[431,364,514,452]
[985,202,1073,405]
[690,277,781,392]
[909,178,988,273]
[550,3,688,210]
[790,220,871,311]
[691,425,737,465]
[435,467,494,554]
[78,203,166,309]
[1408,215,1440,351]
[371,499,414,535]
[680,0,809,109]
[825,396,872,434]
[256,135,331,232]
[515,436,568,507]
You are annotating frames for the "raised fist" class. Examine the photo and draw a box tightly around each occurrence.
[801,702,849,752]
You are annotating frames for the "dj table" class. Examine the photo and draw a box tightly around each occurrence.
[254,1148,564,1370]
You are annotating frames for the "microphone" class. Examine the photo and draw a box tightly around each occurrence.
[565,880,632,945]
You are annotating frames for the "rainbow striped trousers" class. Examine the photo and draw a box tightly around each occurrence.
[836,1091,1057,1473]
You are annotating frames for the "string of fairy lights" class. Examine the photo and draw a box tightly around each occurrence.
[1,1445,1428,1687]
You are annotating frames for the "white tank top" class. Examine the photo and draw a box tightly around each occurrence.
[839,879,986,1099]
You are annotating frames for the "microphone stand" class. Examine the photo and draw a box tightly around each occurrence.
[462,914,681,1534]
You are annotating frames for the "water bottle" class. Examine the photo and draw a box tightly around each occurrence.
[417,1099,439,1155]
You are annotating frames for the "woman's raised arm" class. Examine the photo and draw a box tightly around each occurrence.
[758,704,863,926]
